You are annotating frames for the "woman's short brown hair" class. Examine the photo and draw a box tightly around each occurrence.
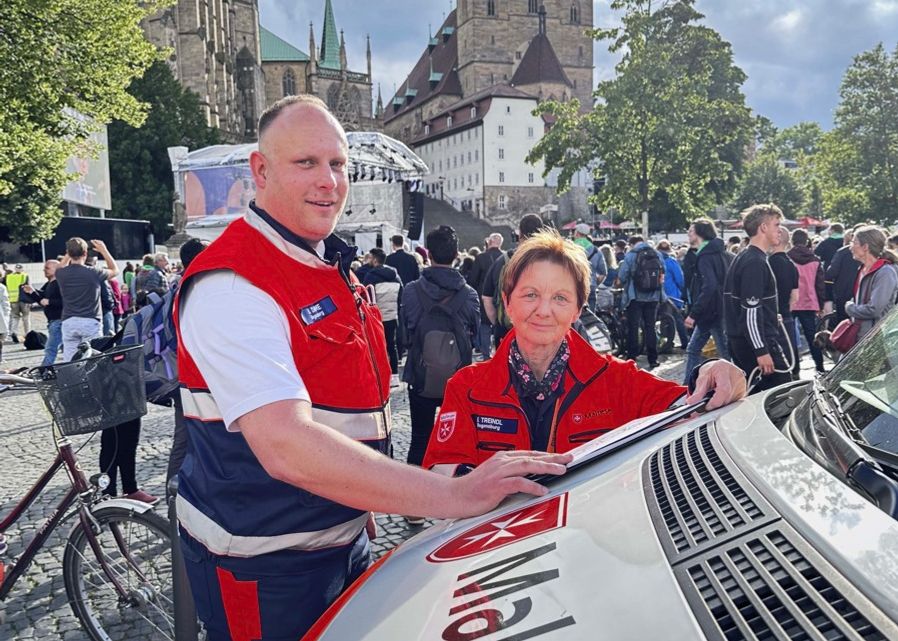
[501,229,590,309]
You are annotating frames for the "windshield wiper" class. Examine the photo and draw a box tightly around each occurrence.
[812,380,898,518]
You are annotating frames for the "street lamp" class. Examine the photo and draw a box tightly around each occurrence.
[438,175,446,201]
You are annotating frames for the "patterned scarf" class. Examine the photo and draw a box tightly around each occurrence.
[509,339,570,401]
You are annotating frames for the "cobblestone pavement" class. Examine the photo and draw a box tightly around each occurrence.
[0,314,816,640]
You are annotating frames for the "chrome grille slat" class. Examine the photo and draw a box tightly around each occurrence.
[644,424,894,641]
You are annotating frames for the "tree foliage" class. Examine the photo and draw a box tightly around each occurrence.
[108,61,219,241]
[732,156,805,218]
[528,0,753,226]
[0,0,167,243]
[829,43,898,225]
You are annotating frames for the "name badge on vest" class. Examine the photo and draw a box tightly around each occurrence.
[300,296,337,325]
[474,415,518,434]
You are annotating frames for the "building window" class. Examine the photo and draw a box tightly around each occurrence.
[424,124,431,135]
[498,148,504,160]
[487,0,496,16]
[282,69,296,97]
[498,125,504,136]
[570,2,580,24]
[476,174,480,185]
[516,51,522,60]
[528,172,534,183]
[470,106,477,118]
[498,194,507,209]
[475,128,479,138]
[453,156,457,168]
[467,129,472,140]
[475,149,479,161]
[528,0,538,12]
[499,172,505,183]
[527,126,534,138]
[468,151,472,163]
[447,115,453,127]
[506,105,511,114]
[438,159,442,171]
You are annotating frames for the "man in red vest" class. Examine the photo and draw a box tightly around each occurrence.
[173,94,571,641]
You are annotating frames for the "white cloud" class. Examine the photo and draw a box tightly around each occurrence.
[770,9,804,35]
[871,0,898,16]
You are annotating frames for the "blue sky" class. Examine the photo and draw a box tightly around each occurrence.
[258,0,898,129]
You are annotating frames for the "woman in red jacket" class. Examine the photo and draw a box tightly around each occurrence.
[423,230,747,476]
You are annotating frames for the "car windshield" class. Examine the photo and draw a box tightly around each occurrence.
[790,306,898,482]
[822,307,898,455]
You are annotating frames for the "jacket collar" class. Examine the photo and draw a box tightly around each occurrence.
[469,328,611,402]
[247,201,357,274]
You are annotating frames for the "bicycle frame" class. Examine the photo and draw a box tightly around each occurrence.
[0,427,131,602]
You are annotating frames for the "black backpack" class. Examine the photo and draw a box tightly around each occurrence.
[407,287,473,399]
[633,247,664,293]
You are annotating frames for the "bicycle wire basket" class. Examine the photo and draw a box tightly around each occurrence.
[28,345,148,436]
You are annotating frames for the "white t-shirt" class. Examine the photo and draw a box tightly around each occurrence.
[179,270,310,430]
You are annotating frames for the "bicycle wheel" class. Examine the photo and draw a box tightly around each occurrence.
[63,506,174,641]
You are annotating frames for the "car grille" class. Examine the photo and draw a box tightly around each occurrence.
[645,424,776,560]
[679,525,888,641]
[645,424,896,640]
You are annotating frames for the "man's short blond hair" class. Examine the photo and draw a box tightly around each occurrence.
[741,204,783,237]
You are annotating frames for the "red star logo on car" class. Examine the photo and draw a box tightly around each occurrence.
[427,493,568,563]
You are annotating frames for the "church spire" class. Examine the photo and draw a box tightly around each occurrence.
[339,30,347,71]
[319,0,340,69]
[375,83,384,118]
[366,34,372,80]
[308,21,317,66]
[538,4,547,35]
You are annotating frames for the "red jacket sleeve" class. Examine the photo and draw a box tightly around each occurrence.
[611,357,686,421]
[421,371,480,473]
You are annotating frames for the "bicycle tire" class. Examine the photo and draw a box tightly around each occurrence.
[63,506,174,641]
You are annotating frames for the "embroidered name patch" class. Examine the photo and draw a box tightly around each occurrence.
[474,415,518,434]
[299,296,337,325]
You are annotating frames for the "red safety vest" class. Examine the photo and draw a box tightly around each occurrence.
[173,215,391,557]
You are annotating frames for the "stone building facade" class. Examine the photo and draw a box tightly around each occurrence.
[260,1,380,131]
[143,0,379,141]
[385,1,594,225]
[142,0,266,142]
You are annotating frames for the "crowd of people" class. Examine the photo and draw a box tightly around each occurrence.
[2,92,896,640]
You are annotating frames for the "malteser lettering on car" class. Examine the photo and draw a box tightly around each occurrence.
[441,542,576,641]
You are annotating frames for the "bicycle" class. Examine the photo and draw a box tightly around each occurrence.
[594,288,672,358]
[0,345,175,641]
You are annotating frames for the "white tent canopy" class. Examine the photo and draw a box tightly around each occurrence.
[170,132,429,182]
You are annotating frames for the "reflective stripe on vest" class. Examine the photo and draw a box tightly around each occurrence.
[180,388,390,440]
[176,495,368,557]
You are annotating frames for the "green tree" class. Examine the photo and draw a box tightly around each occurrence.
[528,0,753,225]
[108,61,219,241]
[732,156,805,218]
[831,43,898,224]
[0,0,166,243]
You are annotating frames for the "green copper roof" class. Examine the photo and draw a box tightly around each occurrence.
[260,26,309,62]
[319,0,340,69]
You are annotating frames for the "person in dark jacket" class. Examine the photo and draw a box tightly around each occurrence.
[768,228,799,375]
[825,231,861,325]
[362,248,402,385]
[787,229,826,373]
[467,233,504,357]
[723,204,791,391]
[20,259,64,366]
[384,234,421,285]
[814,223,844,272]
[400,225,480,492]
[683,219,731,383]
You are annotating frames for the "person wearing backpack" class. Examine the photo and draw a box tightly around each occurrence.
[617,235,666,369]
[399,225,479,519]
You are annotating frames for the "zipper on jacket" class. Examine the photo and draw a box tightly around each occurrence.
[334,251,389,424]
